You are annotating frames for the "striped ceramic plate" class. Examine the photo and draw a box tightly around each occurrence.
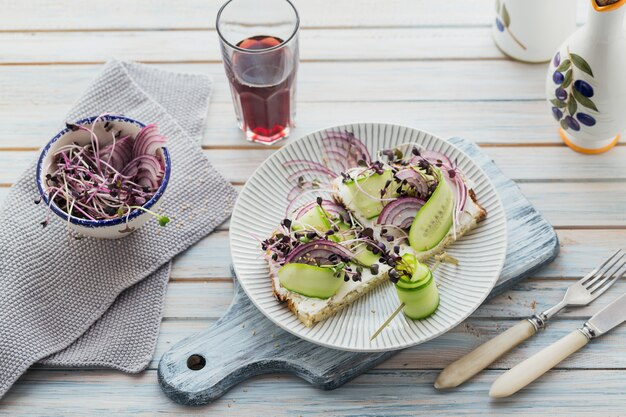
[230,123,507,352]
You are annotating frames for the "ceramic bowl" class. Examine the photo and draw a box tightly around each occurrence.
[36,115,171,239]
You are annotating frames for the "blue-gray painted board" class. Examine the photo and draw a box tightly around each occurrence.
[158,137,559,406]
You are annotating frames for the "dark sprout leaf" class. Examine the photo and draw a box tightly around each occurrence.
[573,89,599,112]
[560,119,569,130]
[550,98,566,109]
[562,69,573,88]
[158,216,170,227]
[556,59,571,72]
[65,122,79,132]
[502,4,511,27]
[570,53,594,77]
[568,96,577,116]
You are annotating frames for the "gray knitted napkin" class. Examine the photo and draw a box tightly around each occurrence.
[0,60,237,398]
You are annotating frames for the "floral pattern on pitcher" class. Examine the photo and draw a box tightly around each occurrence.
[495,0,527,50]
[549,48,599,132]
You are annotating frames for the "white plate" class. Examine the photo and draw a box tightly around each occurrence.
[230,123,507,352]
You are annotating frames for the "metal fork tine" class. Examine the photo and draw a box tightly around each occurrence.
[585,253,626,292]
[580,249,623,285]
[590,261,626,295]
[583,250,625,289]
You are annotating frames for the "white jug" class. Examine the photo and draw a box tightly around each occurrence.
[545,0,626,153]
[493,0,578,63]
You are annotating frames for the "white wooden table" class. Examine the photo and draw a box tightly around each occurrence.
[1,1,625,415]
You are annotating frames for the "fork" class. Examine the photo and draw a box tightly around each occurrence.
[435,249,626,389]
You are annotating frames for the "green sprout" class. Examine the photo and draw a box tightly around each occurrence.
[129,206,170,227]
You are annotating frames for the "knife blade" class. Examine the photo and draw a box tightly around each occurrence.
[490,292,626,398]
[585,292,626,337]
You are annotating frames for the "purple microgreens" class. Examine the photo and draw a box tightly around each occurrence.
[41,115,168,229]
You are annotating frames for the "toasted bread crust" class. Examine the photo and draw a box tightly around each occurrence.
[468,188,487,222]
[269,262,390,327]
[268,183,487,327]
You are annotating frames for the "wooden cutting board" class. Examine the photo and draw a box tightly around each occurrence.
[158,137,559,406]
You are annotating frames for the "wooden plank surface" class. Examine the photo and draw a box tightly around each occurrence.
[0,28,507,64]
[0,0,503,31]
[0,0,623,414]
[0,0,589,31]
[0,61,549,103]
[4,370,626,417]
[3,147,626,184]
[6,62,626,148]
[0,100,575,148]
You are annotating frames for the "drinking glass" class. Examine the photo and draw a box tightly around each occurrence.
[216,0,300,144]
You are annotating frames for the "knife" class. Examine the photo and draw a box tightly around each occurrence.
[490,291,626,398]
[435,249,625,389]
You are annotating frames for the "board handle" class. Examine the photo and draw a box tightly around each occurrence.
[435,320,536,389]
[158,279,391,406]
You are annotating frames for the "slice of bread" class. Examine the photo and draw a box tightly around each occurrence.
[268,180,487,328]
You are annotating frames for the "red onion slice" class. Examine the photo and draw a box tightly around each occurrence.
[287,169,335,182]
[133,124,167,159]
[323,131,372,167]
[285,240,354,265]
[295,199,350,223]
[283,160,337,178]
[100,136,133,172]
[395,168,430,198]
[377,197,425,229]
[323,148,350,170]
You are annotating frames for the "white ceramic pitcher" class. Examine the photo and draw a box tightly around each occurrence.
[545,0,626,154]
[493,0,578,63]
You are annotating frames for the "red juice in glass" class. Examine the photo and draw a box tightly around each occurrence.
[217,1,300,144]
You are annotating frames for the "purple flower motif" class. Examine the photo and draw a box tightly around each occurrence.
[553,71,564,84]
[495,18,505,32]
[576,113,596,127]
[574,80,594,98]
[565,116,580,131]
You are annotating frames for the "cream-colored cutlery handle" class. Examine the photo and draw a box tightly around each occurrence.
[489,330,589,398]
[435,320,536,389]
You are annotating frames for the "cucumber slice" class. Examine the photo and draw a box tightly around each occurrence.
[352,245,380,267]
[396,254,431,289]
[278,263,344,299]
[396,275,440,319]
[345,169,395,219]
[395,271,432,290]
[396,253,430,282]
[292,205,331,232]
[408,169,454,252]
[329,222,379,266]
